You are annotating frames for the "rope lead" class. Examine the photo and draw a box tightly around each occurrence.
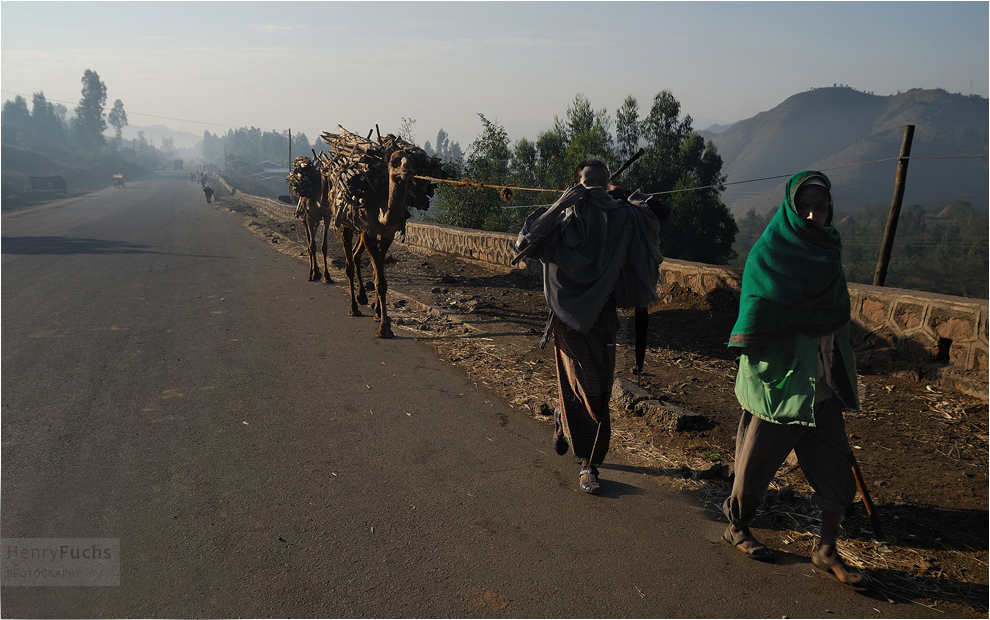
[417,154,989,208]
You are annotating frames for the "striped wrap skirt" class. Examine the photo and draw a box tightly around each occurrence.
[552,306,618,467]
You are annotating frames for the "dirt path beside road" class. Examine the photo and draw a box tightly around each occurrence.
[220,193,988,615]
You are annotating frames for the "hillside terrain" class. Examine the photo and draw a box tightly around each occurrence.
[712,88,988,215]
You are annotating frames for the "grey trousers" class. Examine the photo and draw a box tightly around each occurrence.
[722,398,855,528]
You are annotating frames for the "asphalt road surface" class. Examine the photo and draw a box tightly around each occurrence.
[1,172,949,618]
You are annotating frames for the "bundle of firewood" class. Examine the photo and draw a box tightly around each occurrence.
[378,132,444,211]
[319,127,387,221]
[286,155,322,200]
[319,125,444,228]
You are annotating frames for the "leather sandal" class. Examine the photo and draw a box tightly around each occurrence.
[579,469,600,495]
[811,545,869,592]
[722,525,776,562]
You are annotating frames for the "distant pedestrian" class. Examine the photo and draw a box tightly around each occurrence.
[721,170,867,592]
[515,159,669,494]
[203,185,214,204]
[191,172,196,182]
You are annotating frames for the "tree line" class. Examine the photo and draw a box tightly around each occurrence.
[420,91,738,266]
[1,68,183,177]
[2,70,138,155]
[202,128,326,169]
[2,69,174,207]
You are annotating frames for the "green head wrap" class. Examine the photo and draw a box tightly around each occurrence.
[728,170,850,347]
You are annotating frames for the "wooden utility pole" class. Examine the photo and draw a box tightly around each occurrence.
[873,124,915,286]
[288,128,292,169]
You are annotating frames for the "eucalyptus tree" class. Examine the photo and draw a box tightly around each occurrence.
[71,69,108,152]
[107,99,128,151]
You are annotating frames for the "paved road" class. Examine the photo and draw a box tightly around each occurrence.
[1,172,945,618]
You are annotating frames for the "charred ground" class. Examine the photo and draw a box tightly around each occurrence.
[222,194,988,615]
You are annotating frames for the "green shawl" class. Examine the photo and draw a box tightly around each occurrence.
[728,171,850,347]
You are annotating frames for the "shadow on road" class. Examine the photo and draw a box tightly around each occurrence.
[1,236,225,258]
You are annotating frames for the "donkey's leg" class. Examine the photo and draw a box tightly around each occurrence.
[363,234,393,338]
[339,228,362,316]
[353,236,368,306]
[320,215,333,283]
[305,212,320,281]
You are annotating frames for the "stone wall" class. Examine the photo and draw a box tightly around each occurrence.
[208,185,987,395]
[405,221,522,271]
[237,193,295,221]
[848,286,988,374]
[402,221,988,392]
[217,174,295,221]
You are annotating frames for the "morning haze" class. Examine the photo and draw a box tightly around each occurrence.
[2,2,987,147]
[2,4,989,617]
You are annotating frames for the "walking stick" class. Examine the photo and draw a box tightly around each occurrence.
[848,451,885,540]
[634,307,649,386]
[608,147,645,183]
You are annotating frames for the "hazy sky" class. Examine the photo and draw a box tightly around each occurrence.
[2,1,988,149]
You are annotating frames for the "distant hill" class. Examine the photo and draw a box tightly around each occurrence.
[697,122,733,142]
[702,123,732,135]
[712,88,989,214]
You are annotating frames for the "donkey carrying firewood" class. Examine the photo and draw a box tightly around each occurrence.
[287,155,334,283]
[319,126,442,338]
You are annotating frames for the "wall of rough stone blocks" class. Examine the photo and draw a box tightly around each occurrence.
[238,193,295,221]
[848,287,989,374]
[206,181,987,393]
[212,174,233,194]
[402,221,989,380]
[217,174,295,221]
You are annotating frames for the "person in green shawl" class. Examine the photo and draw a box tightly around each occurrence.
[721,171,867,592]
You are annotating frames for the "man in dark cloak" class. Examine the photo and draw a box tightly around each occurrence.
[516,159,668,494]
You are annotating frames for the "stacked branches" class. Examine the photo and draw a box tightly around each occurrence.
[320,125,443,232]
[379,131,444,212]
[286,155,322,201]
[319,127,387,232]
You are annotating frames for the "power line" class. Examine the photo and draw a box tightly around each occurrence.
[645,155,989,197]
[497,154,989,209]
[1,89,231,128]
[842,243,988,248]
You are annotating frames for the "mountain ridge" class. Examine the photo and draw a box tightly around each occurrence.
[711,87,988,214]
